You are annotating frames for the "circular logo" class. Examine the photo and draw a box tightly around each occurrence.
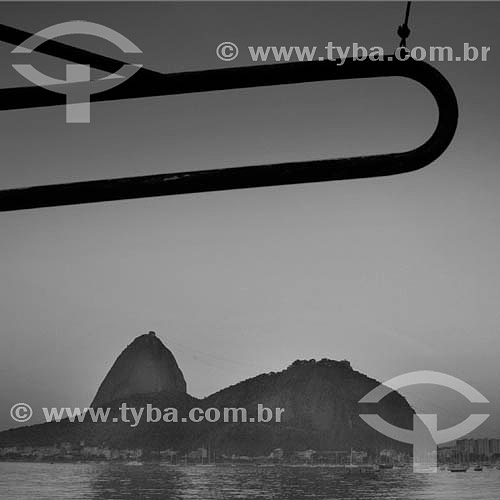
[216,42,239,62]
[10,403,33,423]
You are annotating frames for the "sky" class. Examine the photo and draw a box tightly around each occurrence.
[0,1,499,437]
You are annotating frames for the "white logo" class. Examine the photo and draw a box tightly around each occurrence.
[12,21,143,123]
[359,371,489,473]
[10,403,33,423]
[216,42,239,62]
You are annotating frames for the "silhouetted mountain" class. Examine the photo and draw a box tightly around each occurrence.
[91,331,187,408]
[0,333,414,455]
[197,359,413,455]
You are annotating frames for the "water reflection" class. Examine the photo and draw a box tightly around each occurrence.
[89,463,427,500]
[1,462,499,500]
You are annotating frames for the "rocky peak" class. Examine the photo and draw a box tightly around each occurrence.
[91,331,187,408]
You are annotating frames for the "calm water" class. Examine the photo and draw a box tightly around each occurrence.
[0,462,499,500]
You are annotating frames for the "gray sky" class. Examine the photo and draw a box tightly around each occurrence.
[0,2,499,436]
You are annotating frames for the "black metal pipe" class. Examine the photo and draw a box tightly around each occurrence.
[0,23,162,78]
[0,56,458,211]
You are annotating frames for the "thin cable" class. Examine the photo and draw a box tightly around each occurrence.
[397,1,412,48]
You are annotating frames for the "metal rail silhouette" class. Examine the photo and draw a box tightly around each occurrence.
[0,24,458,211]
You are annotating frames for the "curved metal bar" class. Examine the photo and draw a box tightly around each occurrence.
[0,57,458,211]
